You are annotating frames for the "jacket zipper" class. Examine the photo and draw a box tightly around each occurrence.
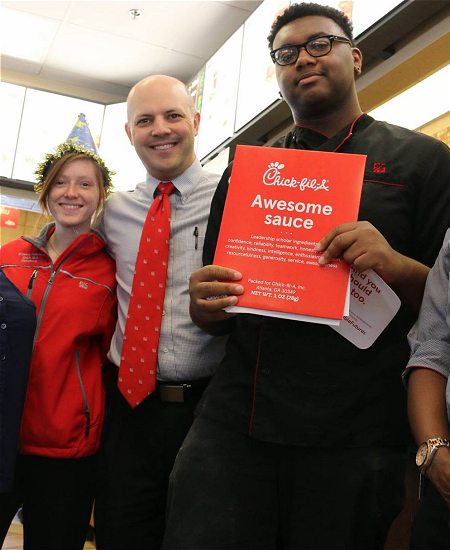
[31,236,91,349]
[26,270,38,298]
[75,350,91,438]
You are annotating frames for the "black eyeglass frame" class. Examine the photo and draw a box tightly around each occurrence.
[270,35,352,66]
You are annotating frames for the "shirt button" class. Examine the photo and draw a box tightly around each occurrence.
[0,323,6,329]
[162,347,168,353]
[0,296,3,301]
[162,310,166,316]
[261,367,271,375]
[1,354,5,361]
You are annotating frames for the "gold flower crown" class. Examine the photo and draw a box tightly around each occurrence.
[34,142,115,195]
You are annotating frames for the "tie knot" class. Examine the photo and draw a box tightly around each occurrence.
[157,182,175,196]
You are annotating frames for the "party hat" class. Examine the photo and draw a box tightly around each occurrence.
[65,113,99,155]
[35,113,114,194]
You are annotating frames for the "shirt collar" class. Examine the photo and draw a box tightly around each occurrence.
[291,113,373,151]
[145,157,203,201]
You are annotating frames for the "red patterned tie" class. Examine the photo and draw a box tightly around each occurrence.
[118,182,175,407]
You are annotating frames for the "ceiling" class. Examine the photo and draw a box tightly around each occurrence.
[1,0,263,97]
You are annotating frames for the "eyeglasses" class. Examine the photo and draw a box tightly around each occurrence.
[270,35,352,66]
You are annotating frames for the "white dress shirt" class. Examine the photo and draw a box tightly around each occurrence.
[101,158,227,381]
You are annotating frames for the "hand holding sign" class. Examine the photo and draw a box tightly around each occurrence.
[315,221,404,284]
[189,265,243,335]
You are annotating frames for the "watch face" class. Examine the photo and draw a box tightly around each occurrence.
[416,442,429,466]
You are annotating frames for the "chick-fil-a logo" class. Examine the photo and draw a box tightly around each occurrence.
[263,161,329,191]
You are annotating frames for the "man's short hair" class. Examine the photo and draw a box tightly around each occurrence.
[267,2,355,50]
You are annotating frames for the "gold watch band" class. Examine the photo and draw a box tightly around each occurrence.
[420,438,450,474]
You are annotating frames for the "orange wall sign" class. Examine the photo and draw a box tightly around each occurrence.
[1,205,20,229]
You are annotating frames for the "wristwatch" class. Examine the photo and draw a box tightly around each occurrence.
[416,438,450,474]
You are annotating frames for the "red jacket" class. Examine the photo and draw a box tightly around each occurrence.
[0,224,117,458]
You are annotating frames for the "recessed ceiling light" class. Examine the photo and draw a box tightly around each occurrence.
[0,7,59,63]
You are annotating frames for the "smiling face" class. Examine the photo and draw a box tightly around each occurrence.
[273,15,362,122]
[125,76,200,181]
[47,158,101,234]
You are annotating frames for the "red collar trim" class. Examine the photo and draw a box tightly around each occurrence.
[332,113,365,152]
[294,113,366,149]
[294,123,329,139]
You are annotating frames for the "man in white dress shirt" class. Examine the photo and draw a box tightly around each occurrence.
[94,75,227,550]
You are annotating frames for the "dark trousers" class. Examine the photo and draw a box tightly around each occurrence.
[0,454,96,550]
[163,418,407,550]
[411,480,450,549]
[94,378,208,550]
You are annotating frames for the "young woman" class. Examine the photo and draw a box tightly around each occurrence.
[0,133,117,550]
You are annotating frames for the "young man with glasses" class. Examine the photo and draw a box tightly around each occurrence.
[163,4,450,549]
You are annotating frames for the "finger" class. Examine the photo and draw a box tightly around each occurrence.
[315,222,358,252]
[194,280,244,299]
[318,231,358,265]
[193,264,242,284]
[348,251,374,273]
[195,293,240,312]
[190,292,240,326]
